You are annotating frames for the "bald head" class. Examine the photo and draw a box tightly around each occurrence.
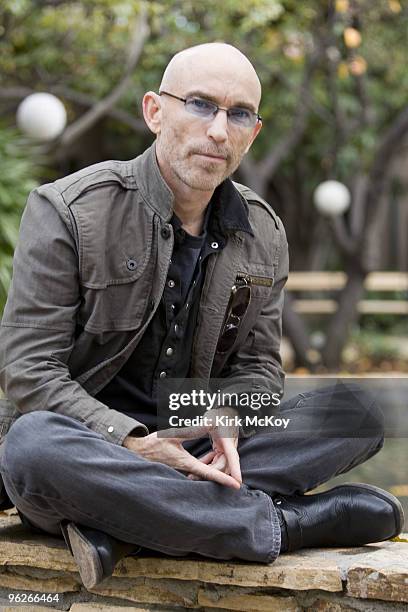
[160,43,262,108]
[142,42,263,196]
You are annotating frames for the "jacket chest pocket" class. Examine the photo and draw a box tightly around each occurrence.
[213,267,275,356]
[78,227,156,333]
[79,276,154,333]
[236,263,275,302]
[236,271,274,300]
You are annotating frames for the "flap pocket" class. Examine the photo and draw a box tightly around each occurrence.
[74,195,155,289]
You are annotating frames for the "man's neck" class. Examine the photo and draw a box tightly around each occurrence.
[173,191,211,236]
[155,148,214,237]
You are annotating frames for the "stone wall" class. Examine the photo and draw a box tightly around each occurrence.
[0,511,407,611]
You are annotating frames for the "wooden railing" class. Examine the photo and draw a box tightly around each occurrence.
[286,272,408,315]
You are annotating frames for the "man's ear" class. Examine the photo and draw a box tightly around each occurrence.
[244,120,262,154]
[142,92,162,134]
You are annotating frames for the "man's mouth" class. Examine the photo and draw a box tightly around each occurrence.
[194,153,227,162]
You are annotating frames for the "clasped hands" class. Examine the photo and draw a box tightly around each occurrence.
[123,407,242,489]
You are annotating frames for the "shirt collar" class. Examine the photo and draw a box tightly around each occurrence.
[210,178,254,238]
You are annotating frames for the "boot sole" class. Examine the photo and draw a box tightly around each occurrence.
[65,522,104,590]
[332,482,405,540]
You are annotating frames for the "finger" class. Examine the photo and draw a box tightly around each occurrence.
[221,438,242,484]
[187,456,241,489]
[187,451,226,478]
[209,453,228,472]
[198,450,217,464]
[188,453,227,480]
[159,424,213,440]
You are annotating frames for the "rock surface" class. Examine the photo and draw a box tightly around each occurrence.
[0,512,407,610]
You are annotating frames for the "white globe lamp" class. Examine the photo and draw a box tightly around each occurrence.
[16,93,67,141]
[313,180,351,216]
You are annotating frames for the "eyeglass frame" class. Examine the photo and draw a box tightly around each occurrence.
[216,281,252,355]
[158,90,262,128]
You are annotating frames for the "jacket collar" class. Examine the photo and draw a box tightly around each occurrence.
[132,142,253,237]
[132,142,175,221]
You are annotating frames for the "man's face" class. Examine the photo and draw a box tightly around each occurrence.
[154,67,262,192]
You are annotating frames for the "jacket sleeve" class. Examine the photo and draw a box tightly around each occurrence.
[0,189,148,444]
[217,216,289,432]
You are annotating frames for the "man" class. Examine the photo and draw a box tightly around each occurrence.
[0,43,403,590]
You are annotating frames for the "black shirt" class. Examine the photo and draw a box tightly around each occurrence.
[95,193,226,431]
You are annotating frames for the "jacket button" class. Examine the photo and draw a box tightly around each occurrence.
[161,226,171,239]
[126,259,137,271]
[107,426,114,433]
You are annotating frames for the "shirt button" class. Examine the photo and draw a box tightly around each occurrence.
[166,347,174,356]
[107,426,114,433]
[159,371,167,378]
[174,323,179,333]
[171,304,176,310]
[168,279,175,288]
[211,241,219,249]
[161,226,171,239]
[186,303,189,309]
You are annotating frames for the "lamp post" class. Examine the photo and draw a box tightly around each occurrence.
[16,93,67,141]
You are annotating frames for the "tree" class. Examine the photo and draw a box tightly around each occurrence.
[0,126,44,309]
[1,0,407,368]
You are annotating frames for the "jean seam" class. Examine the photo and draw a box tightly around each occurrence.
[265,492,281,563]
[249,488,281,564]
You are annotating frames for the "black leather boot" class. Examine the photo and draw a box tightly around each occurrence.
[274,483,404,553]
[60,521,141,589]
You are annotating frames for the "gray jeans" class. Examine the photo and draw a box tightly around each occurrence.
[0,385,384,564]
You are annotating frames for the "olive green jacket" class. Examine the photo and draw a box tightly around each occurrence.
[0,142,289,448]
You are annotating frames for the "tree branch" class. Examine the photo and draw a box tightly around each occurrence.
[257,56,318,180]
[330,215,357,256]
[364,104,408,229]
[349,173,368,240]
[53,85,149,135]
[60,4,149,148]
[0,86,149,136]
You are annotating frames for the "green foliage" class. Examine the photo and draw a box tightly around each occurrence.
[351,329,400,361]
[0,126,42,311]
[1,1,407,176]
[0,0,407,318]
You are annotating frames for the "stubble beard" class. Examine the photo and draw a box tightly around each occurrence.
[158,132,243,192]
[170,151,245,192]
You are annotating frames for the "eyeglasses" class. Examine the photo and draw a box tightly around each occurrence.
[216,280,251,354]
[159,91,262,128]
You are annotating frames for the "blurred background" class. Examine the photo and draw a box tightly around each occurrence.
[0,0,407,523]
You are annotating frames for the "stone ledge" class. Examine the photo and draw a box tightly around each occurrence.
[0,511,407,611]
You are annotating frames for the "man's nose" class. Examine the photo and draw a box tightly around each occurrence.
[206,109,228,143]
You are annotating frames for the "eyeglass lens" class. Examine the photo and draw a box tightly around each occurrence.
[185,97,257,127]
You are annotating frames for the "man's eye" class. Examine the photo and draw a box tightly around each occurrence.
[229,107,251,120]
[191,98,213,110]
